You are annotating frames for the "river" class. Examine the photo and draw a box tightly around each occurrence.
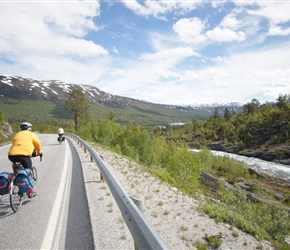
[191,149,290,182]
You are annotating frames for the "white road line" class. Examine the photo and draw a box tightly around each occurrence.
[0,144,11,149]
[41,143,70,250]
[52,142,72,250]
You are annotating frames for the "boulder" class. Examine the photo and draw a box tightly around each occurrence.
[200,171,290,211]
[248,168,265,179]
[208,141,238,153]
[1,121,13,137]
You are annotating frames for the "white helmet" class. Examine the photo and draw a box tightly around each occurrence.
[20,122,32,131]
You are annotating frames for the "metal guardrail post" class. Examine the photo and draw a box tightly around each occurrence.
[65,133,168,250]
[100,173,104,182]
[130,195,143,213]
[131,195,144,250]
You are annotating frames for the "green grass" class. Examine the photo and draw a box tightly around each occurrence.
[201,188,290,249]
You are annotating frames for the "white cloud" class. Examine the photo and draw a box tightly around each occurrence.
[220,14,241,29]
[268,25,290,36]
[245,2,290,36]
[249,2,290,25]
[211,56,227,64]
[0,2,101,36]
[181,67,228,82]
[1,1,290,106]
[172,18,208,44]
[119,41,290,105]
[206,27,246,42]
[0,1,111,85]
[96,47,199,97]
[122,0,199,19]
[0,2,106,58]
[141,47,198,61]
[111,46,119,54]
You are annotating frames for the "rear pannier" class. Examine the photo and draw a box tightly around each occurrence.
[0,172,12,195]
[16,169,34,193]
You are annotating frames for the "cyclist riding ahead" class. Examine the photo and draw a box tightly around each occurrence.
[7,122,43,198]
[58,125,64,142]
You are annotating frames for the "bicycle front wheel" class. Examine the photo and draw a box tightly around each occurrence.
[9,179,23,212]
[31,166,38,193]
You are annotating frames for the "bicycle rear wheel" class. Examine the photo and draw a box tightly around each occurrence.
[9,178,23,212]
[31,166,38,193]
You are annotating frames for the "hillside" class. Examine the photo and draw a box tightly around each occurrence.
[0,74,243,125]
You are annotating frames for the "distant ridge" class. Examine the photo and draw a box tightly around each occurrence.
[0,74,244,111]
[0,74,244,124]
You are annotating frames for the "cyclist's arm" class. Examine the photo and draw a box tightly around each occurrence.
[32,134,42,155]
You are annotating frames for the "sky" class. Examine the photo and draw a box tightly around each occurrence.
[0,0,290,106]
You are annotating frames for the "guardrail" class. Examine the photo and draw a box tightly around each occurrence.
[66,133,168,250]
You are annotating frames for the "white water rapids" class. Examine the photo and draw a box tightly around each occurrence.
[191,149,290,182]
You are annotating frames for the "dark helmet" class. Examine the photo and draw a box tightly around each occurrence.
[20,122,32,131]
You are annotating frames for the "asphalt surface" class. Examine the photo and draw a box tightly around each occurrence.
[0,134,94,250]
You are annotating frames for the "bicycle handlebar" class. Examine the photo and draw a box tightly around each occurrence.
[32,154,42,162]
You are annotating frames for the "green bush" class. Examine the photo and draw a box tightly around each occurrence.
[158,142,202,193]
[72,115,290,248]
[201,184,290,247]
[197,148,250,182]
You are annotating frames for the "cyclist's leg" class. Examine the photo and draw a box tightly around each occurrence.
[8,155,32,169]
[20,158,37,198]
[28,166,37,198]
[20,156,32,169]
[8,155,22,165]
[9,156,36,197]
[58,133,63,142]
[9,179,23,212]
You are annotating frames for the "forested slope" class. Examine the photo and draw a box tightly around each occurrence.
[161,95,290,165]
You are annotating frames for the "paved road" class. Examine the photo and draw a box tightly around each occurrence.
[0,134,94,250]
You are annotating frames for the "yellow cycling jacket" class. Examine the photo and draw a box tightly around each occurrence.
[8,130,42,157]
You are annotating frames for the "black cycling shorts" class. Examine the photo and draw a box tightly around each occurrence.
[8,155,32,169]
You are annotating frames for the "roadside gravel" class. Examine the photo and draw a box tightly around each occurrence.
[72,139,274,250]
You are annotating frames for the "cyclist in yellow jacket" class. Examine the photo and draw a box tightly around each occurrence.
[8,122,43,198]
[8,122,43,169]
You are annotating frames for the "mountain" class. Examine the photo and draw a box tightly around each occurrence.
[0,74,244,125]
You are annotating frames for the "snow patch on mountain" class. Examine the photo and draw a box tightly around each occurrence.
[0,73,244,114]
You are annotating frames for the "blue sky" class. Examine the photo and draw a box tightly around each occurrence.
[0,1,290,105]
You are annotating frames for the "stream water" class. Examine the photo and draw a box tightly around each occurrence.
[191,149,290,182]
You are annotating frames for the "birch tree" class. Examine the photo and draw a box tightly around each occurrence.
[65,89,89,131]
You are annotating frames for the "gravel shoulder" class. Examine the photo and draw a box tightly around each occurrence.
[73,139,273,250]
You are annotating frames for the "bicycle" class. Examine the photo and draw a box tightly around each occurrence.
[8,155,41,212]
[58,134,64,144]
